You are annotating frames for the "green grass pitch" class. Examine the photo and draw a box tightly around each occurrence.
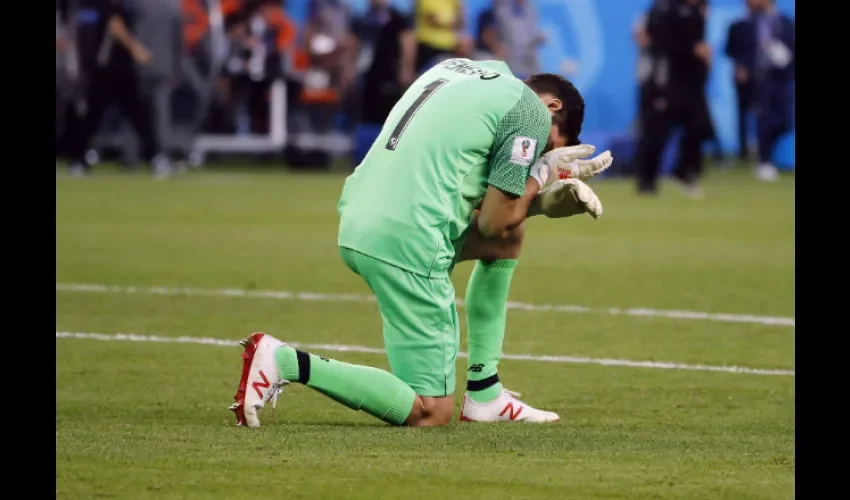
[56,165,794,499]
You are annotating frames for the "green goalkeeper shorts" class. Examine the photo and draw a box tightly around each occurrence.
[340,246,459,397]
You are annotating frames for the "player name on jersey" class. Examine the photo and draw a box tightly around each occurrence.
[439,59,502,80]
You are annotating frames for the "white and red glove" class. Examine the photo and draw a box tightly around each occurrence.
[534,178,603,219]
[529,144,613,187]
[527,144,611,220]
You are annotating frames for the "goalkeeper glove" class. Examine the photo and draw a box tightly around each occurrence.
[530,178,603,219]
[529,144,613,187]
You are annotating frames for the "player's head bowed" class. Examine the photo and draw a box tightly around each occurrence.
[525,73,585,150]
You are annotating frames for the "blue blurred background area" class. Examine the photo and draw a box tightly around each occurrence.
[284,0,794,160]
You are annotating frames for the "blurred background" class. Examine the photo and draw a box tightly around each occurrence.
[55,0,795,191]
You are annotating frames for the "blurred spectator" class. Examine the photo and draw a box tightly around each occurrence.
[224,0,295,135]
[474,4,502,60]
[284,0,356,168]
[302,0,357,96]
[691,0,723,166]
[350,0,416,164]
[727,0,794,181]
[414,0,464,72]
[726,17,755,162]
[133,0,184,158]
[62,0,173,178]
[202,10,244,135]
[633,12,652,133]
[627,12,652,176]
[173,0,213,153]
[634,0,712,196]
[490,0,546,79]
[57,2,79,149]
[354,0,415,124]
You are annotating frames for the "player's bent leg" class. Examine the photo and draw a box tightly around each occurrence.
[229,248,462,428]
[456,224,560,423]
[372,259,460,425]
[463,258,516,403]
[345,246,461,426]
[230,332,417,427]
[459,222,524,404]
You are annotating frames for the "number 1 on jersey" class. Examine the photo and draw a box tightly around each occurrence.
[385,78,449,151]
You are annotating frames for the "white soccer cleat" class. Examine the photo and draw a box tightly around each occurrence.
[229,332,289,428]
[459,389,560,423]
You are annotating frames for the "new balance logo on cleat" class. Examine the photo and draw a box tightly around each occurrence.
[468,364,484,373]
[498,402,524,421]
[252,370,271,398]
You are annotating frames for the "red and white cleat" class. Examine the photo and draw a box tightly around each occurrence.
[229,332,289,428]
[459,389,560,423]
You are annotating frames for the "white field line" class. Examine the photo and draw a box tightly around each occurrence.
[55,331,795,377]
[56,283,795,327]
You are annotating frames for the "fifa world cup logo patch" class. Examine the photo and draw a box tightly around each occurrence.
[511,136,536,166]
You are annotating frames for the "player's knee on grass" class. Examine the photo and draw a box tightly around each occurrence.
[405,395,455,427]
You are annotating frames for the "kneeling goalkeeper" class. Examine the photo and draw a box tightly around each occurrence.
[229,59,611,427]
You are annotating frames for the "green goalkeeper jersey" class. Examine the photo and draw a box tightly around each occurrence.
[337,59,551,278]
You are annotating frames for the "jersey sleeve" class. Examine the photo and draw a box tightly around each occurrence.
[487,85,552,197]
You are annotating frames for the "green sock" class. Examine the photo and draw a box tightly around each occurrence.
[274,346,417,426]
[464,259,517,403]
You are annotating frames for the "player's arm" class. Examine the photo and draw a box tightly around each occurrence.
[477,88,551,239]
[476,178,539,239]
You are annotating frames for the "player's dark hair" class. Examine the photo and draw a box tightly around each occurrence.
[524,74,585,146]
